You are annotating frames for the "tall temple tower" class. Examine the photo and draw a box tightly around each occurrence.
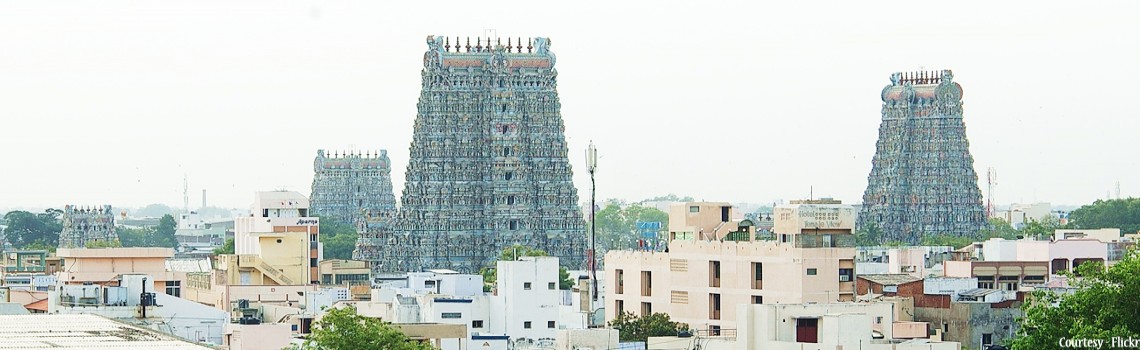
[355,35,587,274]
[858,70,986,244]
[58,204,118,248]
[309,149,398,227]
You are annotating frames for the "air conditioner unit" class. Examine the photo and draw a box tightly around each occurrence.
[839,275,851,282]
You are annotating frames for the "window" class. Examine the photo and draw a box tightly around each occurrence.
[689,206,700,213]
[505,171,513,180]
[709,261,721,287]
[710,325,721,336]
[982,333,993,347]
[547,321,556,328]
[524,282,532,290]
[310,258,318,268]
[548,282,556,290]
[641,302,652,315]
[752,262,763,289]
[615,269,624,294]
[441,312,462,319]
[839,268,854,282]
[709,294,721,320]
[472,320,484,328]
[507,195,515,205]
[875,316,883,324]
[509,220,518,230]
[781,234,789,243]
[524,321,532,329]
[165,281,181,298]
[615,300,624,314]
[641,271,652,296]
[807,268,818,276]
[752,295,763,304]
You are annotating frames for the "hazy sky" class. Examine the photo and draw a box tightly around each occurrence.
[1,1,1137,210]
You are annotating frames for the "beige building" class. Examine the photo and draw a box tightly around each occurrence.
[605,200,857,333]
[56,247,182,294]
[234,191,322,285]
[318,259,370,286]
[668,202,746,241]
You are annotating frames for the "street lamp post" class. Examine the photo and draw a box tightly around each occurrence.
[586,141,598,302]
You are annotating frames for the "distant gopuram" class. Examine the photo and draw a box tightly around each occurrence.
[59,205,118,248]
[309,149,398,227]
[858,70,987,244]
[354,35,587,274]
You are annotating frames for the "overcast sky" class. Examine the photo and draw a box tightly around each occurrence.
[1,1,1136,210]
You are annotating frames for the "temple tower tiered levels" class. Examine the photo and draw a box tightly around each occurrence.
[858,70,987,244]
[355,35,587,273]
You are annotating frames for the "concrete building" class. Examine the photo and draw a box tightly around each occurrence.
[667,202,746,241]
[234,191,321,285]
[646,302,958,350]
[995,202,1051,229]
[2,250,59,292]
[318,259,370,285]
[56,247,181,292]
[1054,228,1123,242]
[47,274,229,344]
[605,200,858,332]
[175,211,232,256]
[346,257,590,350]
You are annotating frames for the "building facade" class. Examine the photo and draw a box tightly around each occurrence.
[356,36,587,274]
[234,191,322,285]
[309,149,398,228]
[859,70,986,244]
[605,200,858,332]
[58,205,119,248]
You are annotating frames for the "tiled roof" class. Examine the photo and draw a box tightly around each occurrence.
[0,314,212,349]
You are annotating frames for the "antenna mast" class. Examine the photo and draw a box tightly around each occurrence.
[986,167,997,217]
[183,174,190,214]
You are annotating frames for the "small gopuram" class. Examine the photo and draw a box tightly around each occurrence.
[58,204,118,248]
[309,149,398,227]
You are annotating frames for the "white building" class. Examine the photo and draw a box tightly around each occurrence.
[355,257,595,350]
[47,274,229,345]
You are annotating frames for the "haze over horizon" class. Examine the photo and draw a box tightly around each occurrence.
[1,1,1136,210]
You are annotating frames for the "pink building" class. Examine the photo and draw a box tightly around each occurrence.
[57,248,182,295]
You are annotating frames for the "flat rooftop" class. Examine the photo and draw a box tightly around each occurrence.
[0,314,212,349]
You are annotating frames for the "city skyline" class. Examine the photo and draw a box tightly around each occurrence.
[1,1,1137,209]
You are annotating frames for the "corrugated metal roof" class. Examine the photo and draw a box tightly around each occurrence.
[0,314,213,349]
[858,274,921,286]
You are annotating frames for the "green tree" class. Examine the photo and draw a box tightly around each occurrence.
[3,209,63,248]
[1068,197,1140,234]
[607,311,689,342]
[298,305,435,350]
[855,223,883,246]
[480,244,573,292]
[593,201,669,251]
[1012,248,1140,350]
[153,214,179,248]
[213,238,234,255]
[317,216,359,260]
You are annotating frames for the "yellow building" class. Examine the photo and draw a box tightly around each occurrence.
[605,200,857,333]
[234,191,321,285]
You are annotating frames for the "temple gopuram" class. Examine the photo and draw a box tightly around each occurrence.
[309,149,398,228]
[858,70,987,244]
[354,35,587,274]
[58,204,118,248]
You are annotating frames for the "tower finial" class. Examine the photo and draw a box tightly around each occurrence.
[465,37,471,52]
[476,37,482,52]
[507,37,512,52]
[444,37,450,52]
[527,38,533,53]
[517,37,522,53]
